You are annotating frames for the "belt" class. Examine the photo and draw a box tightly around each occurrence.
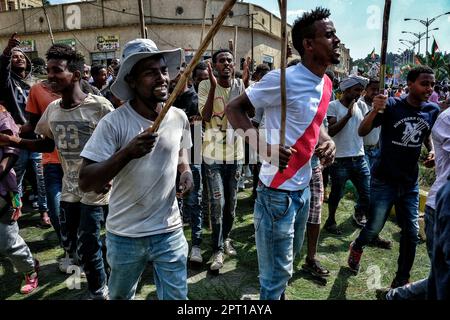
[337,156,364,161]
[258,180,294,194]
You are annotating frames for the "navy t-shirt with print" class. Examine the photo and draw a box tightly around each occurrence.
[371,97,440,186]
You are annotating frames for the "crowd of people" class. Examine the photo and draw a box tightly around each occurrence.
[0,6,449,300]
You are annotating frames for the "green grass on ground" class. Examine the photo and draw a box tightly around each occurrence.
[0,189,430,300]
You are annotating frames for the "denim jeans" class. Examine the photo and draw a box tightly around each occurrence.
[183,164,203,246]
[386,206,436,300]
[254,183,310,300]
[204,163,242,252]
[14,149,48,212]
[106,228,188,300]
[43,164,63,245]
[328,156,370,216]
[364,145,380,170]
[354,178,419,282]
[60,201,107,295]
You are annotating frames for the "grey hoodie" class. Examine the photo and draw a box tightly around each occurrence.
[0,47,36,128]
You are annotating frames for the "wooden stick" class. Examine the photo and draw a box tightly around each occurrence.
[278,0,287,146]
[378,0,392,112]
[147,0,237,133]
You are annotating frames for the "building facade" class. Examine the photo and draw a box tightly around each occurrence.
[0,0,42,11]
[331,43,351,81]
[0,0,299,69]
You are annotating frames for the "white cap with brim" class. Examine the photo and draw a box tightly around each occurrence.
[111,38,184,101]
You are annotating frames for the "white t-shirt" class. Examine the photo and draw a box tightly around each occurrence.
[35,94,114,205]
[358,97,381,147]
[246,63,332,191]
[80,103,192,237]
[327,99,365,158]
[426,108,450,209]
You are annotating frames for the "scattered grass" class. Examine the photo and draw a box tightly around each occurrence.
[0,189,429,300]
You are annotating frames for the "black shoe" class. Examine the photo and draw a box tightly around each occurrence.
[375,288,390,300]
[390,277,410,289]
[302,258,330,277]
[369,236,393,250]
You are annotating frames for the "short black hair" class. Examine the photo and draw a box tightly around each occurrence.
[367,77,380,86]
[325,69,335,80]
[407,66,434,83]
[192,61,207,78]
[287,58,301,67]
[212,49,233,63]
[46,44,85,73]
[291,7,331,57]
[91,64,107,77]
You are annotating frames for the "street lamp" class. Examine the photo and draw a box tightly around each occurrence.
[404,12,450,56]
[401,29,438,54]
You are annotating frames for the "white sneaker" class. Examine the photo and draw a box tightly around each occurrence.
[88,286,109,300]
[224,238,237,256]
[210,251,224,271]
[189,246,203,263]
[58,254,86,278]
[58,254,74,273]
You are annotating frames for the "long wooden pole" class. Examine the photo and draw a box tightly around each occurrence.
[148,0,237,133]
[278,0,287,146]
[41,1,55,44]
[379,0,392,107]
[138,0,146,39]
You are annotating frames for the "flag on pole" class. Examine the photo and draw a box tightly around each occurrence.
[431,37,439,60]
[370,48,376,60]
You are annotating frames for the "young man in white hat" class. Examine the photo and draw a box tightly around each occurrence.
[79,38,193,300]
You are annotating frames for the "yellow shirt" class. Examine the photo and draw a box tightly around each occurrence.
[198,80,244,162]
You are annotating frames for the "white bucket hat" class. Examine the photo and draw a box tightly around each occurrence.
[111,38,184,101]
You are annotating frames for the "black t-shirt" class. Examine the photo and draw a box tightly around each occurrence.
[372,97,440,186]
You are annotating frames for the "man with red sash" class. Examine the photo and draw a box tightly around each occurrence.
[226,7,339,300]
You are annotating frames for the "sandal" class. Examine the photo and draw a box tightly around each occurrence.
[302,258,330,277]
[39,212,52,229]
[324,223,342,235]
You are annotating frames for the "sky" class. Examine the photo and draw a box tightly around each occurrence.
[49,0,450,60]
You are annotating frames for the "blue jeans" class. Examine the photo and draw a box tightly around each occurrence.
[106,228,188,300]
[364,145,380,170]
[14,149,48,212]
[60,201,107,295]
[386,206,436,300]
[254,183,310,300]
[354,178,419,282]
[183,164,203,246]
[328,156,370,217]
[204,163,242,252]
[43,164,63,245]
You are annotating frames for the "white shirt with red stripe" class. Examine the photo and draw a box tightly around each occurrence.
[246,63,332,191]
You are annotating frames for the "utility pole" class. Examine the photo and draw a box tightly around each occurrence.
[138,0,146,38]
[41,0,55,44]
[211,14,215,57]
[200,0,208,45]
[249,13,256,72]
[233,25,238,60]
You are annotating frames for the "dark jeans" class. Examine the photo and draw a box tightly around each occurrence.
[183,164,203,246]
[328,156,370,216]
[60,201,107,294]
[354,178,419,282]
[14,149,48,212]
[204,163,242,252]
[386,205,435,300]
[43,164,63,245]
